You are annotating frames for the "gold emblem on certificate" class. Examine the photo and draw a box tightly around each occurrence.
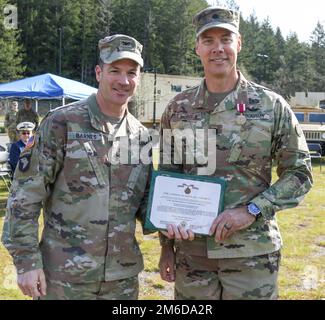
[178,183,198,195]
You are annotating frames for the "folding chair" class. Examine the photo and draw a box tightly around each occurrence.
[307,143,323,172]
[0,147,12,192]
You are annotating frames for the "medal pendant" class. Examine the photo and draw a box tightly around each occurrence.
[236,114,246,125]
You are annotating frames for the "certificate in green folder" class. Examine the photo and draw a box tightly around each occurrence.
[145,170,226,235]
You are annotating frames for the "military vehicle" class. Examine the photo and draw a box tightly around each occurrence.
[293,101,325,155]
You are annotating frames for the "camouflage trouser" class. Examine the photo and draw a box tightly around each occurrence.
[38,275,139,300]
[175,250,281,300]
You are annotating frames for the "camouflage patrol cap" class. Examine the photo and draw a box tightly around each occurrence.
[98,34,144,67]
[193,6,240,38]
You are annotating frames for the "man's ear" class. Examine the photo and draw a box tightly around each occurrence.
[95,65,102,82]
[195,41,200,56]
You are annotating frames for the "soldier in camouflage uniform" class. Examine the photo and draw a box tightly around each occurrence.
[16,99,39,130]
[4,100,19,144]
[2,34,151,300]
[158,7,313,300]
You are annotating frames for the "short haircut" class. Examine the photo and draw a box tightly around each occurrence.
[98,57,105,69]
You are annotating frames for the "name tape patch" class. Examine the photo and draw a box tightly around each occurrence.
[68,132,102,141]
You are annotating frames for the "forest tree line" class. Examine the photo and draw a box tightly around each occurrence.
[1,0,325,99]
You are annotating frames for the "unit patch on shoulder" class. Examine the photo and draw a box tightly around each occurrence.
[18,154,31,172]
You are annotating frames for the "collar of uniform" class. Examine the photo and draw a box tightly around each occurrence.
[87,94,114,133]
[87,94,138,137]
[114,115,127,138]
[125,112,143,138]
[192,80,208,110]
[211,71,249,114]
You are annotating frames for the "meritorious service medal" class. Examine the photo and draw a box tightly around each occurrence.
[236,103,246,125]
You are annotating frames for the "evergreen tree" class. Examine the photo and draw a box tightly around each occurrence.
[238,14,260,80]
[97,0,113,38]
[273,33,308,98]
[0,0,25,82]
[9,0,324,96]
[152,0,207,75]
[253,19,278,84]
[274,27,285,55]
[17,0,58,75]
[310,22,325,91]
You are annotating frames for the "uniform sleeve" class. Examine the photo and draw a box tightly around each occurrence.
[136,166,153,235]
[251,97,313,220]
[4,113,9,128]
[1,112,66,274]
[15,111,20,127]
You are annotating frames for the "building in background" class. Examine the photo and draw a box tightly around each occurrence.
[132,73,201,127]
[290,92,325,109]
[291,92,325,155]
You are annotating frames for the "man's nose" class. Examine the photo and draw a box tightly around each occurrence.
[118,74,130,85]
[212,42,224,54]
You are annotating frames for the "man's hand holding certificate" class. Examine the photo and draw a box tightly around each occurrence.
[145,171,226,236]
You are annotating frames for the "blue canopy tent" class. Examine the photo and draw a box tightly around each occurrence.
[0,73,98,110]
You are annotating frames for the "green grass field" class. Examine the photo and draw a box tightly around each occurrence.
[0,162,324,300]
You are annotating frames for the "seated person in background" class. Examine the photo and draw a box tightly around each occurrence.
[8,122,35,173]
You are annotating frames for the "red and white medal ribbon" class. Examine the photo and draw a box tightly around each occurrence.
[237,103,246,114]
[236,103,247,125]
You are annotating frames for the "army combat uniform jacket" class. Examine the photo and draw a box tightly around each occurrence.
[4,111,18,142]
[159,72,313,259]
[16,108,39,129]
[2,94,151,283]
[4,111,17,131]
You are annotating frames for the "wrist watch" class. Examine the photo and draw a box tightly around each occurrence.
[247,202,262,220]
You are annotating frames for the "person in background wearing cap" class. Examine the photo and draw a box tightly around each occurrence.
[16,99,39,130]
[8,122,35,173]
[4,100,19,146]
[2,34,151,300]
[158,6,312,300]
